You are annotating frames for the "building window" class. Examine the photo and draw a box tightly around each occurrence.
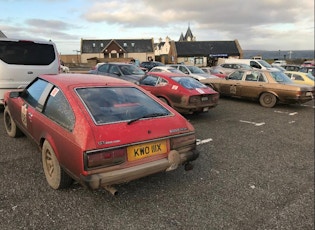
[131,43,135,47]
[194,57,203,65]
[92,43,95,47]
[100,43,103,47]
[123,43,127,47]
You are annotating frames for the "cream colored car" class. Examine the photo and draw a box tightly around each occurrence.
[285,71,314,86]
[201,69,314,108]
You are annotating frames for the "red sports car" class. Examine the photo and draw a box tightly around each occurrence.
[138,72,219,114]
[3,74,199,195]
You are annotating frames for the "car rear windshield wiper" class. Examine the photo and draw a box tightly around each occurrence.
[127,113,168,125]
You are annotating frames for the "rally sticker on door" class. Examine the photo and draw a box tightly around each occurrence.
[21,104,28,127]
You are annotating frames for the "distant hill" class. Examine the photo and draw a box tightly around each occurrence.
[243,50,314,60]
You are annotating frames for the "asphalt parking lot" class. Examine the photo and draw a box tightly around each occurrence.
[0,98,314,230]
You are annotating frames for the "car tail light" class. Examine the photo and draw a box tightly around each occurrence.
[189,94,219,104]
[85,148,126,169]
[170,133,196,152]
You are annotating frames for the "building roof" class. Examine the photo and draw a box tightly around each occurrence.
[184,26,194,40]
[81,39,154,54]
[174,40,241,57]
[179,33,184,42]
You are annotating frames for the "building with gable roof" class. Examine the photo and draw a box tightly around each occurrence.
[67,26,242,67]
[178,25,196,42]
[80,38,155,65]
[154,26,243,66]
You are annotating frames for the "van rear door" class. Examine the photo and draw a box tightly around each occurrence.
[0,39,59,103]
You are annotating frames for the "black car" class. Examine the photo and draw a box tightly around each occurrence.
[140,61,165,71]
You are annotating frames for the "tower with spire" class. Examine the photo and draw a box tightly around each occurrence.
[179,23,196,42]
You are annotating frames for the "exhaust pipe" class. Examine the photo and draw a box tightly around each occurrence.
[102,185,118,196]
[184,162,194,171]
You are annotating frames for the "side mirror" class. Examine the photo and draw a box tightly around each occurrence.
[9,90,24,98]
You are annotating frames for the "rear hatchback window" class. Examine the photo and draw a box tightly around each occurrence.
[0,40,56,65]
[76,87,171,124]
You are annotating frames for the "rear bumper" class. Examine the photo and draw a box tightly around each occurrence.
[80,149,199,189]
[175,103,218,114]
[281,96,313,104]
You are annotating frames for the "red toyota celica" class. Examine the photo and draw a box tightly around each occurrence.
[3,74,199,195]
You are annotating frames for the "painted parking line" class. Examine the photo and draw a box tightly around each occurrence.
[196,138,213,145]
[300,104,315,109]
[274,110,298,115]
[239,120,265,126]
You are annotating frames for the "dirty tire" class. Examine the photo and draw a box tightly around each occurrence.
[158,97,169,105]
[259,92,277,108]
[42,140,73,189]
[4,106,23,137]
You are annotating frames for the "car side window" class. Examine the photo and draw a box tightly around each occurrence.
[258,74,266,82]
[250,61,261,69]
[228,71,243,80]
[24,78,51,109]
[120,66,132,75]
[43,87,75,131]
[293,74,303,81]
[179,66,188,74]
[157,78,168,86]
[245,73,257,81]
[139,75,159,86]
[109,66,120,75]
[98,64,109,73]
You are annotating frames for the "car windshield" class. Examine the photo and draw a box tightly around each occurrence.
[76,87,171,124]
[187,66,205,74]
[270,71,293,83]
[257,60,272,68]
[119,65,145,75]
[172,76,207,89]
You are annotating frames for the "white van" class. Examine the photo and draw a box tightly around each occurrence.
[0,38,59,104]
[217,58,278,71]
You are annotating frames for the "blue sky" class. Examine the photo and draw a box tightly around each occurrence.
[1,0,314,54]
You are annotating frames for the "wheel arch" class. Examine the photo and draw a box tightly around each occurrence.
[157,96,171,106]
[258,90,279,100]
[40,135,60,160]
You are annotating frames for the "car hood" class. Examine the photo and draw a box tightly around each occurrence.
[90,115,194,148]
